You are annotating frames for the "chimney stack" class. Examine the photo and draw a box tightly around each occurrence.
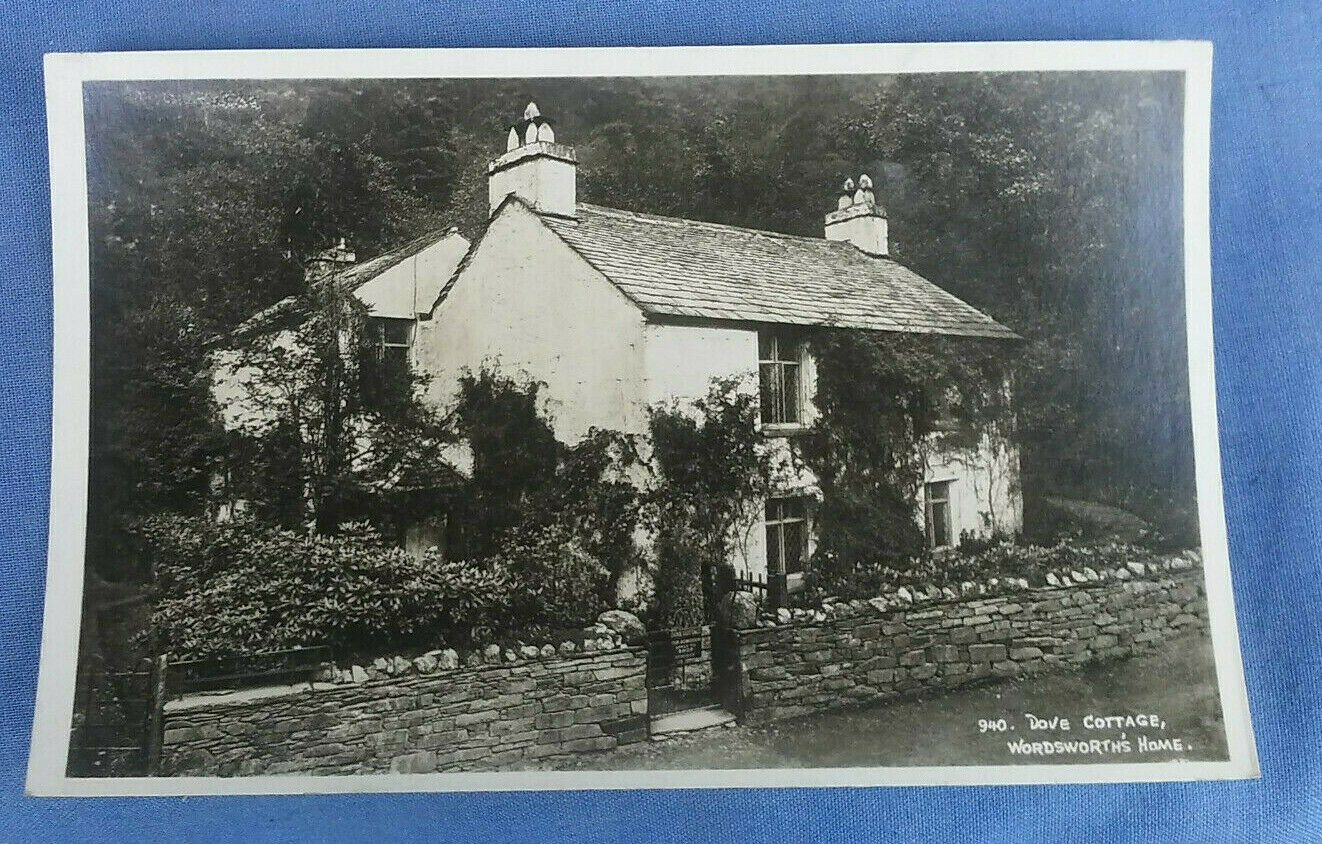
[304,237,356,283]
[824,174,887,256]
[487,102,577,218]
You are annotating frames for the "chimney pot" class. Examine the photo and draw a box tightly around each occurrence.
[304,238,357,283]
[487,102,577,217]
[824,176,887,256]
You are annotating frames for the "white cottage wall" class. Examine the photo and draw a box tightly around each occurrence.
[354,234,469,319]
[414,203,649,443]
[924,436,1024,543]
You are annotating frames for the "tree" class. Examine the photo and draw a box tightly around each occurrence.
[216,283,459,535]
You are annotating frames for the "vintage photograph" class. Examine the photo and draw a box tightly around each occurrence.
[32,44,1255,793]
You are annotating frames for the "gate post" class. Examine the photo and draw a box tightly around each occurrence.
[769,573,788,610]
[145,654,168,776]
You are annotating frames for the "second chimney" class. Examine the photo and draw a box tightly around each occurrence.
[824,175,887,256]
[304,237,356,284]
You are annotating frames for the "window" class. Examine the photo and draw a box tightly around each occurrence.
[759,331,802,425]
[362,317,414,410]
[374,318,413,373]
[765,496,809,575]
[925,481,953,549]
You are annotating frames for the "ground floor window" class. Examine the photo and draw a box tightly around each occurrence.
[765,496,809,575]
[925,481,953,549]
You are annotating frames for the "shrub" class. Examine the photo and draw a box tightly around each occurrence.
[490,525,613,639]
[645,377,772,628]
[137,515,510,659]
[649,519,708,629]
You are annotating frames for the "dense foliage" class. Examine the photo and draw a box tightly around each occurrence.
[137,516,508,658]
[802,330,1015,585]
[448,368,644,586]
[86,73,1194,584]
[646,379,773,627]
[486,525,613,638]
[217,283,460,536]
[138,514,613,659]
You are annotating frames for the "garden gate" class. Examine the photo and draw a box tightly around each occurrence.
[644,564,743,722]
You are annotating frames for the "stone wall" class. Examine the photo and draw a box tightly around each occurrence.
[162,647,647,776]
[731,557,1208,726]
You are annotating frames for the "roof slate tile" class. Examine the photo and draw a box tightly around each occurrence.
[539,203,1018,340]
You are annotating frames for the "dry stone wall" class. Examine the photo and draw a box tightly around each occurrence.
[731,555,1208,726]
[161,647,647,776]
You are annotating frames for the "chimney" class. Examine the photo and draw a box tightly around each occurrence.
[304,237,356,283]
[487,102,577,218]
[824,174,887,256]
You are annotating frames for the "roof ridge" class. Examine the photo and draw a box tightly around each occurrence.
[334,224,461,290]
[569,202,864,251]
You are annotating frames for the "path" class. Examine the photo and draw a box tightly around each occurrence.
[543,632,1226,771]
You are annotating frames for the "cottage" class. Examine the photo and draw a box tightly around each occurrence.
[216,101,1023,585]
[417,103,1021,582]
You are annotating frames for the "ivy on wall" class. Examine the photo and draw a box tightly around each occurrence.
[645,377,773,628]
[800,329,1017,590]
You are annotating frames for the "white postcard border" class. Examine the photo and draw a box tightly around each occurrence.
[29,40,1256,796]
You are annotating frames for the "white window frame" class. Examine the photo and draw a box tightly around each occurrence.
[925,480,954,550]
[759,330,804,428]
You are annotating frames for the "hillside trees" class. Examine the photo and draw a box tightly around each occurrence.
[85,73,1194,583]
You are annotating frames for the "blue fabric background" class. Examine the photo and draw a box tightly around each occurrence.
[2,1,1319,841]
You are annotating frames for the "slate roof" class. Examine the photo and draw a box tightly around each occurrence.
[330,226,459,295]
[231,226,461,340]
[537,203,1017,340]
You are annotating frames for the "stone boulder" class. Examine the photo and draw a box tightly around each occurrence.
[715,591,758,629]
[433,648,459,671]
[597,609,647,645]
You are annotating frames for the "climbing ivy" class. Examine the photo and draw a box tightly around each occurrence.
[645,377,773,628]
[800,329,1017,592]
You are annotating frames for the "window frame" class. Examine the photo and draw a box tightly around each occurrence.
[765,495,810,577]
[758,329,805,428]
[364,316,416,410]
[925,480,954,550]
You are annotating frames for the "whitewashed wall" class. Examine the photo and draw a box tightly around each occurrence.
[414,203,649,442]
[354,233,469,319]
[924,436,1024,542]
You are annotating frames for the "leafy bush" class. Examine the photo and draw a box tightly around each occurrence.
[491,524,613,639]
[450,367,560,559]
[802,329,1015,584]
[450,368,644,581]
[646,377,772,627]
[649,521,708,629]
[137,515,511,659]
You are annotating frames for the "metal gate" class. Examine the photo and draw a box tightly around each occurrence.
[68,658,163,777]
[645,626,715,715]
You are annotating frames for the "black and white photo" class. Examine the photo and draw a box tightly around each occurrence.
[30,43,1256,794]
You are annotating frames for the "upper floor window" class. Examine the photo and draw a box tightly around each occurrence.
[759,330,802,426]
[362,317,414,410]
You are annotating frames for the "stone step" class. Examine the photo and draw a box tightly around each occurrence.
[649,705,737,738]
